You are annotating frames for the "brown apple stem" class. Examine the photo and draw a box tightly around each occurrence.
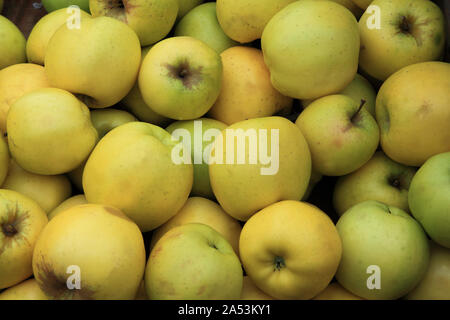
[351,99,366,123]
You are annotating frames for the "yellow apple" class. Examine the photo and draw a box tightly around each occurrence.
[45,16,141,108]
[2,159,72,213]
[0,189,48,289]
[0,16,26,70]
[208,46,292,125]
[0,63,50,134]
[241,276,274,300]
[239,200,342,300]
[26,8,92,65]
[150,197,242,256]
[33,204,146,299]
[7,88,98,175]
[48,194,87,221]
[312,282,364,300]
[376,61,450,166]
[0,279,48,300]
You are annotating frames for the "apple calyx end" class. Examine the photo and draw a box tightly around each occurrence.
[1,223,17,237]
[273,256,286,271]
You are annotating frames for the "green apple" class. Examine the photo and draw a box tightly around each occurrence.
[139,36,222,120]
[42,0,90,13]
[7,88,98,175]
[89,0,178,46]
[166,118,227,199]
[177,0,204,19]
[0,16,26,70]
[336,200,430,300]
[83,122,193,232]
[45,16,141,108]
[408,152,450,248]
[261,0,359,100]
[174,2,238,54]
[376,61,450,167]
[27,8,92,65]
[333,151,416,215]
[405,241,450,300]
[145,223,243,299]
[209,116,311,221]
[302,74,377,117]
[359,0,445,80]
[295,95,379,176]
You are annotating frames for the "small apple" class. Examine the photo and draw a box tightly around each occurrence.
[89,0,178,46]
[333,151,416,215]
[48,194,87,220]
[0,279,48,300]
[0,189,48,289]
[139,36,222,120]
[261,0,359,100]
[7,88,98,175]
[239,200,342,300]
[27,8,92,65]
[336,200,430,300]
[208,46,293,125]
[83,122,193,232]
[2,159,72,213]
[359,0,445,80]
[174,2,237,54]
[33,204,146,299]
[0,16,26,70]
[145,223,243,300]
[295,95,379,176]
[408,152,450,248]
[312,282,364,300]
[376,61,450,166]
[90,109,137,139]
[177,0,204,19]
[42,0,90,13]
[45,16,141,108]
[240,276,274,300]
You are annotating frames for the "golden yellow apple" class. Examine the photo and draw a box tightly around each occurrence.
[241,276,274,300]
[0,279,48,300]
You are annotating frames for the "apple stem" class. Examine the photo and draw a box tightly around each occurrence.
[351,99,366,123]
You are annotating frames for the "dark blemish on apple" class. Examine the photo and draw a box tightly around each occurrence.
[166,60,203,90]
[151,245,163,259]
[197,285,206,295]
[388,176,401,189]
[417,102,431,118]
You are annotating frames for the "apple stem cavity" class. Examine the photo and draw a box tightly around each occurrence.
[399,16,412,34]
[274,256,286,271]
[351,99,366,124]
[2,223,17,237]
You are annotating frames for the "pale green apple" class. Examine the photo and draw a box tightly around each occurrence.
[405,241,450,300]
[408,152,450,248]
[302,74,377,117]
[45,16,141,108]
[42,0,90,13]
[89,0,178,46]
[0,16,26,70]
[295,95,379,176]
[261,0,359,100]
[336,200,429,300]
[333,151,416,215]
[177,0,204,18]
[359,0,445,80]
[174,2,238,54]
[139,36,222,120]
[83,122,193,232]
[145,223,243,299]
[166,118,227,199]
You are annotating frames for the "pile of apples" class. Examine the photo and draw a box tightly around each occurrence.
[0,0,449,300]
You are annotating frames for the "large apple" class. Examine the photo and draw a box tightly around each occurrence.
[261,0,359,100]
[166,118,227,199]
[336,200,430,300]
[405,241,450,300]
[33,204,146,299]
[0,63,50,134]
[2,159,72,213]
[27,8,92,65]
[209,116,311,221]
[150,197,242,255]
[359,0,445,80]
[295,95,379,176]
[0,279,48,300]
[0,190,48,289]
[216,0,296,43]
[48,194,87,220]
[45,16,141,108]
[333,151,416,215]
[145,223,243,299]
[7,88,98,175]
[208,46,293,125]
[0,16,26,70]
[239,200,342,300]
[174,2,237,54]
[408,152,450,248]
[89,0,178,46]
[42,0,90,13]
[139,36,222,120]
[83,122,193,232]
[376,61,450,166]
